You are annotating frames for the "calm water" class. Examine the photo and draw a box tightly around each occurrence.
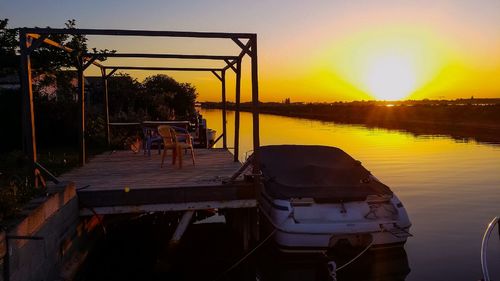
[202,109,500,281]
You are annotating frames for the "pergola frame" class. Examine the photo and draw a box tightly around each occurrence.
[19,28,260,186]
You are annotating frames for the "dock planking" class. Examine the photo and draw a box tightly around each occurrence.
[58,148,256,215]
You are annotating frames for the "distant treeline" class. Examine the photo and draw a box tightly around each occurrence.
[203,99,500,144]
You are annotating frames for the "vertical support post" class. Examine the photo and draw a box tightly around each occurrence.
[3,235,9,281]
[101,68,110,146]
[76,57,86,166]
[221,70,227,149]
[249,36,261,243]
[242,209,250,251]
[250,35,260,175]
[19,31,37,181]
[233,59,242,162]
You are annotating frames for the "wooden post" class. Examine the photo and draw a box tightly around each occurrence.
[233,59,242,162]
[250,35,260,174]
[250,37,261,244]
[169,210,194,247]
[77,57,86,166]
[19,31,37,181]
[242,209,250,251]
[101,68,111,146]
[221,70,227,149]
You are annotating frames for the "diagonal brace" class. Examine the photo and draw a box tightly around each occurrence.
[25,34,48,55]
[34,162,60,184]
[82,56,97,71]
[232,38,253,57]
[224,59,237,73]
[106,68,118,79]
[212,70,223,82]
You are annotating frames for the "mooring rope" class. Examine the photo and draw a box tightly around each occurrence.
[259,202,377,279]
[212,203,298,281]
[212,228,277,281]
[215,198,381,280]
[323,239,374,271]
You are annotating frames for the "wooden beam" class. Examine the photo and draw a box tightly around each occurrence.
[222,59,237,71]
[26,34,48,54]
[87,53,238,60]
[229,154,252,182]
[169,210,194,247]
[103,66,222,71]
[77,183,256,208]
[224,59,237,73]
[19,32,37,182]
[232,38,253,57]
[101,68,111,146]
[77,57,86,166]
[34,162,60,184]
[221,70,227,149]
[250,36,260,175]
[26,33,104,68]
[234,59,242,162]
[105,68,118,79]
[211,70,222,81]
[82,56,97,71]
[79,200,257,216]
[222,41,250,71]
[209,133,223,148]
[27,33,73,52]
[23,28,255,39]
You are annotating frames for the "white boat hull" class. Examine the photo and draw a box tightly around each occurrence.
[259,192,411,253]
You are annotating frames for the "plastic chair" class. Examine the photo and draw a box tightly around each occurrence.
[142,126,162,156]
[158,125,195,168]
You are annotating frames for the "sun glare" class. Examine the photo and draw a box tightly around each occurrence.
[364,54,417,100]
[322,27,449,101]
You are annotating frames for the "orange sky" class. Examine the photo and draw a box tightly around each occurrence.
[4,0,500,102]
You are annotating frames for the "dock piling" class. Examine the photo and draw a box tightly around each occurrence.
[169,210,195,247]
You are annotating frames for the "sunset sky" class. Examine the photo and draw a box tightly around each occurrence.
[2,0,500,102]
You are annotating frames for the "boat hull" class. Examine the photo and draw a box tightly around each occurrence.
[259,192,411,253]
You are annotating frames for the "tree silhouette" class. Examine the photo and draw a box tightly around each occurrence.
[142,74,197,120]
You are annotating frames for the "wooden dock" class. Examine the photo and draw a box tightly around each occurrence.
[59,148,256,215]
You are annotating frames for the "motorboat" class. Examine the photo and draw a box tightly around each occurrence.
[257,145,412,253]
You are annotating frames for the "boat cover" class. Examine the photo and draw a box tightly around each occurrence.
[259,145,393,202]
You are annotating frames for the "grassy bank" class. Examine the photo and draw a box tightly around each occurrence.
[204,99,500,144]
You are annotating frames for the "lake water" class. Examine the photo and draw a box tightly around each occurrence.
[78,109,500,281]
[202,109,500,281]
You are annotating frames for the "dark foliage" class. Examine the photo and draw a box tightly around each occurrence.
[141,74,197,120]
[0,89,22,153]
[0,19,197,220]
[0,19,18,74]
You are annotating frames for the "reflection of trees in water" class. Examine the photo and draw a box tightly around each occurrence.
[204,102,500,145]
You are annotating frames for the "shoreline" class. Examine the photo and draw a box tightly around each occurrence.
[203,102,500,145]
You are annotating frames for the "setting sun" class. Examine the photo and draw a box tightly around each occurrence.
[364,53,417,100]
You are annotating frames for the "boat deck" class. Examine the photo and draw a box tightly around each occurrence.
[59,149,256,215]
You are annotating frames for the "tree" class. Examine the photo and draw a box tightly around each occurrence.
[0,19,19,75]
[141,74,197,120]
[107,73,142,120]
[30,19,88,72]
